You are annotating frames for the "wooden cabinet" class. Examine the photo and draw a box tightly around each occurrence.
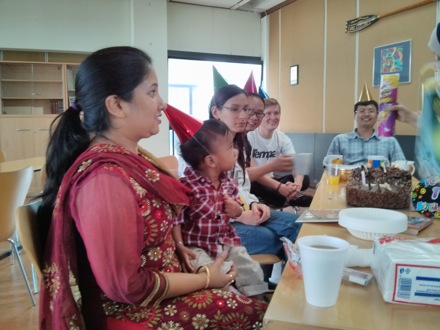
[0,56,81,193]
[0,116,55,191]
[0,61,79,115]
[0,59,79,161]
[0,116,54,161]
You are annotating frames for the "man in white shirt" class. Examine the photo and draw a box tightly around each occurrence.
[247,98,312,208]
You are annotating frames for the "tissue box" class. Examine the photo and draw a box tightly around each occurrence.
[371,237,440,306]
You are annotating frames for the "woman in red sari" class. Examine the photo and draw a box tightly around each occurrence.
[38,46,266,329]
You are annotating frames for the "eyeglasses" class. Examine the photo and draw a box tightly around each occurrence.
[356,109,377,115]
[247,108,265,118]
[220,105,251,114]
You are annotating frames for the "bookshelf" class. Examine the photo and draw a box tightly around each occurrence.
[0,61,79,115]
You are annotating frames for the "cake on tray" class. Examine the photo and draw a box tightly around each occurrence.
[346,166,412,209]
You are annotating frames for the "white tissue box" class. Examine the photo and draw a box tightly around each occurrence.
[371,237,440,306]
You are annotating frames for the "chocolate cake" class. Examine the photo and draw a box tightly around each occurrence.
[346,167,412,209]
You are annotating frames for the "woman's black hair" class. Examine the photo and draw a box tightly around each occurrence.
[208,84,247,182]
[38,46,153,243]
[180,119,230,170]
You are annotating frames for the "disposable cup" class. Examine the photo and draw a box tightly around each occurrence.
[298,235,349,307]
[326,164,341,185]
[293,153,313,176]
[392,160,415,175]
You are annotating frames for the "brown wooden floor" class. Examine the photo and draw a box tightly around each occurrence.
[0,242,39,329]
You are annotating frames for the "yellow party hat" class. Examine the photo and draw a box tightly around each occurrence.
[358,82,373,102]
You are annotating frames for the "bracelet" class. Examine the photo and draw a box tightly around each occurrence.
[275,182,282,192]
[196,265,211,289]
[176,241,184,245]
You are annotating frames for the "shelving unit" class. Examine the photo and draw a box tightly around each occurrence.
[0,62,77,115]
[66,64,79,106]
[0,51,85,194]
[0,62,66,115]
[0,60,80,163]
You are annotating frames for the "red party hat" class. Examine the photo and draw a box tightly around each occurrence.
[243,71,257,94]
[164,104,202,144]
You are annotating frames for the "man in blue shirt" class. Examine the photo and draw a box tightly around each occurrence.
[325,100,406,165]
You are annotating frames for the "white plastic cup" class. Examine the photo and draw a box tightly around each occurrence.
[323,154,343,167]
[298,235,349,307]
[293,153,313,176]
[326,164,341,185]
[391,160,415,175]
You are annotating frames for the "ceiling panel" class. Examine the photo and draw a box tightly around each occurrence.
[168,0,288,13]
[168,0,242,10]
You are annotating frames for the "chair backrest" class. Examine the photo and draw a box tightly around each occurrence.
[0,166,33,241]
[158,155,179,179]
[16,199,43,279]
[0,149,5,162]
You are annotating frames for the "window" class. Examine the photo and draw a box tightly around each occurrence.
[168,51,263,154]
[168,52,262,121]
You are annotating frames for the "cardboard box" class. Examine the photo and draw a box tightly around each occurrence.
[371,237,440,306]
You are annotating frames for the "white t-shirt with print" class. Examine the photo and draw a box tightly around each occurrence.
[247,129,295,177]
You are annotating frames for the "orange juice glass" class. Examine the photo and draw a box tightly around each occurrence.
[327,175,340,185]
[326,164,341,185]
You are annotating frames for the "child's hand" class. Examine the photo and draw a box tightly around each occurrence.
[223,196,243,218]
[175,243,197,273]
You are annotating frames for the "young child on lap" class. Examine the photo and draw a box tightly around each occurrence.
[173,119,268,297]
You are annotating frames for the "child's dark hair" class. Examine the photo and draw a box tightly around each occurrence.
[180,119,230,169]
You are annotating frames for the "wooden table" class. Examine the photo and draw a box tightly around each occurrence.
[263,172,440,330]
[0,156,45,173]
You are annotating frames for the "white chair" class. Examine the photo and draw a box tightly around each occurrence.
[16,199,42,295]
[0,149,5,162]
[0,166,36,306]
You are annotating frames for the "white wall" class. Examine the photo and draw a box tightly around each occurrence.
[167,2,261,56]
[0,0,132,52]
[0,0,263,156]
[131,0,169,156]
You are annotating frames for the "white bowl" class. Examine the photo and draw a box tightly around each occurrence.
[338,208,407,241]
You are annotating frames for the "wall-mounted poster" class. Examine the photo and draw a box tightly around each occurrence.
[373,40,411,86]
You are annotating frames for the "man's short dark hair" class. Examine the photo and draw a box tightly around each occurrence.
[354,100,378,113]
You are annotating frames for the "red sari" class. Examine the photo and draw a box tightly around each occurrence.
[39,144,266,329]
